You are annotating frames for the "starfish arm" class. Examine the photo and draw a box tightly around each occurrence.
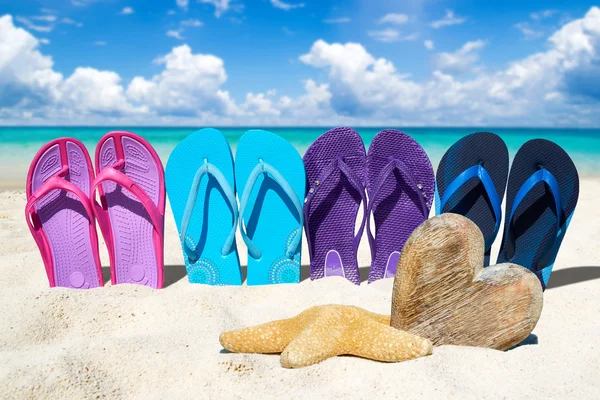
[280,325,342,368]
[365,312,391,325]
[350,319,433,362]
[220,317,303,354]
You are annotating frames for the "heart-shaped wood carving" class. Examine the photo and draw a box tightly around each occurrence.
[391,213,543,350]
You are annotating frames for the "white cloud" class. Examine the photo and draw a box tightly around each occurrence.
[434,40,485,74]
[368,29,418,43]
[431,9,466,29]
[243,92,281,116]
[378,13,408,25]
[403,33,419,41]
[424,40,434,50]
[94,41,107,46]
[32,15,56,22]
[15,16,53,32]
[295,7,600,125]
[198,0,243,18]
[126,45,237,117]
[299,40,423,116]
[181,19,203,27]
[61,68,139,115]
[515,9,561,40]
[270,0,305,11]
[0,15,67,109]
[120,7,134,15]
[0,15,146,119]
[0,16,239,123]
[168,9,177,15]
[515,23,544,40]
[169,19,203,39]
[39,38,50,45]
[3,8,600,126]
[176,0,189,10]
[40,8,55,14]
[166,29,184,40]
[368,29,400,42]
[531,10,557,20]
[323,17,351,24]
[60,17,83,27]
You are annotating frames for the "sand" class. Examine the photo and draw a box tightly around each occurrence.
[1,179,599,399]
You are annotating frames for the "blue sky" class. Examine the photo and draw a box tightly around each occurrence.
[1,0,600,126]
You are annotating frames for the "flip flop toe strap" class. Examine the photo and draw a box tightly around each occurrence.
[440,164,502,250]
[180,160,238,262]
[506,168,563,271]
[366,157,429,256]
[26,174,96,230]
[92,166,164,235]
[303,157,368,251]
[239,160,303,260]
[26,173,97,286]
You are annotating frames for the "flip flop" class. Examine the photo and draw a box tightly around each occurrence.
[303,127,367,285]
[93,131,165,289]
[366,130,434,283]
[235,130,305,286]
[497,139,579,290]
[25,138,103,289]
[166,129,242,286]
[435,132,509,266]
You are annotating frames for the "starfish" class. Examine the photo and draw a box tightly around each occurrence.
[219,304,433,368]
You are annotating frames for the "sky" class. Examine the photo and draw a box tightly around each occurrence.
[1,0,600,126]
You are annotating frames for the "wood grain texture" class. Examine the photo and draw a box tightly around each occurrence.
[391,213,543,351]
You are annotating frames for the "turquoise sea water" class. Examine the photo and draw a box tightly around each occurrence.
[1,127,599,187]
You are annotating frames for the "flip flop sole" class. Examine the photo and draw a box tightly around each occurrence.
[497,139,579,288]
[236,130,305,285]
[96,132,165,288]
[166,129,242,286]
[435,132,509,265]
[27,139,102,289]
[367,130,434,282]
[303,127,366,285]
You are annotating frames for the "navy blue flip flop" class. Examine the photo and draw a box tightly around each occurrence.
[497,139,579,290]
[435,132,509,266]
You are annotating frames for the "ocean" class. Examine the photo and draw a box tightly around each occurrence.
[2,127,599,188]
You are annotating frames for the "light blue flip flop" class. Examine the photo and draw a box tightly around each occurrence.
[235,130,305,286]
[166,128,242,285]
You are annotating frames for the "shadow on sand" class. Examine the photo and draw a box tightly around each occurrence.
[105,264,600,290]
[299,265,372,283]
[546,266,600,289]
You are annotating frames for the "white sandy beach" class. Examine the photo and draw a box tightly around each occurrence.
[0,179,599,399]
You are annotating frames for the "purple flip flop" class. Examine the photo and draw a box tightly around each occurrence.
[93,131,165,289]
[366,130,434,283]
[25,138,103,289]
[303,127,367,285]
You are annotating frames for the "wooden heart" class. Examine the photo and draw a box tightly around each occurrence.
[391,213,543,350]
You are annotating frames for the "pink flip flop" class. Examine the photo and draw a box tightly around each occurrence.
[25,138,104,289]
[92,131,165,289]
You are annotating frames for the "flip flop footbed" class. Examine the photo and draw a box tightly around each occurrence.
[166,129,241,285]
[435,132,509,265]
[497,139,579,288]
[96,133,165,288]
[367,130,434,282]
[27,139,102,289]
[303,127,366,285]
[236,130,305,285]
